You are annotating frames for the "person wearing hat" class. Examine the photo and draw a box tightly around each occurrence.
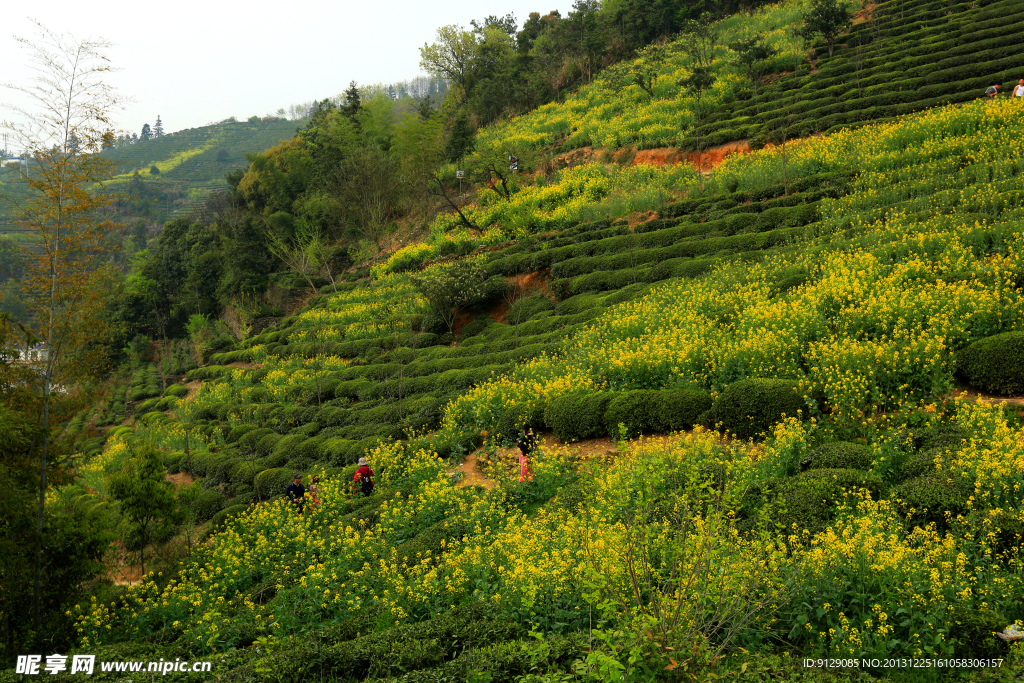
[286,473,306,513]
[353,457,374,497]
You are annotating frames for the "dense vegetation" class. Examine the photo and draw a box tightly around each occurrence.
[5,0,1024,679]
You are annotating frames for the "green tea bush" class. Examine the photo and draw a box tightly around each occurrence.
[893,474,970,530]
[801,442,874,472]
[760,469,885,535]
[227,424,257,444]
[254,604,524,681]
[254,468,295,501]
[898,447,950,481]
[702,378,806,439]
[603,390,658,438]
[189,487,227,523]
[955,331,1024,395]
[545,392,617,442]
[163,451,184,473]
[495,402,546,443]
[209,504,250,531]
[653,389,713,432]
[393,520,465,567]
[947,607,1006,659]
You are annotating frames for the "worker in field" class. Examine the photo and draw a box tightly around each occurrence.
[286,473,306,513]
[985,84,1001,98]
[516,426,537,482]
[354,457,374,496]
[308,475,322,510]
[1014,79,1024,98]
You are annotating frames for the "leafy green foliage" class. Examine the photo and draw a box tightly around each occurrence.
[107,443,182,572]
[412,259,491,333]
[702,378,806,440]
[946,606,1006,659]
[545,392,616,442]
[604,389,712,438]
[254,467,295,501]
[955,331,1024,396]
[797,0,853,57]
[801,442,873,471]
[754,468,884,535]
[893,474,969,531]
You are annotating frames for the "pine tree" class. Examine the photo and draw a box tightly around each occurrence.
[153,115,164,137]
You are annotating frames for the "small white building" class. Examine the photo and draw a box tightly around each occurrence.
[16,342,48,364]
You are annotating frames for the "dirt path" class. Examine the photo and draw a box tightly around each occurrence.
[553,140,759,174]
[454,451,495,489]
[952,388,1024,407]
[184,380,202,400]
[166,471,197,491]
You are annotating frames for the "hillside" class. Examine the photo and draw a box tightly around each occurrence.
[479,0,1024,153]
[101,117,305,222]
[0,118,303,236]
[46,96,1024,681]
[8,0,1024,679]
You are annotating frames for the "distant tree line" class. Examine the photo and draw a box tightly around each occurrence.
[420,0,781,128]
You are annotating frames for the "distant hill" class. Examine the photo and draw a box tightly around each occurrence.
[0,118,304,236]
[102,117,306,223]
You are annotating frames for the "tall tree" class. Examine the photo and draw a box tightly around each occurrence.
[153,115,164,137]
[730,36,778,106]
[797,0,852,57]
[1,22,121,631]
[340,82,361,123]
[420,25,480,101]
[140,122,152,140]
[606,43,674,99]
[107,443,180,575]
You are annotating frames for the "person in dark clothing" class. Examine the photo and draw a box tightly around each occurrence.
[353,458,374,496]
[286,473,306,513]
[516,427,537,482]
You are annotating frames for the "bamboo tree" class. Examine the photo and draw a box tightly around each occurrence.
[2,22,120,632]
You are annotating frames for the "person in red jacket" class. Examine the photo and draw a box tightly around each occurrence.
[353,457,374,497]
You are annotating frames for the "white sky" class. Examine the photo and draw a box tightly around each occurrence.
[1,0,576,143]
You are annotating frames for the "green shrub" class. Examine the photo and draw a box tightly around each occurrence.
[913,425,965,452]
[947,607,1006,659]
[209,504,250,532]
[393,520,466,567]
[254,467,296,501]
[188,487,227,523]
[702,378,806,439]
[755,468,884,535]
[545,392,617,442]
[163,451,184,473]
[653,389,713,432]
[604,391,658,438]
[237,427,275,454]
[955,331,1024,395]
[495,402,546,443]
[271,433,306,461]
[893,474,969,530]
[253,603,525,681]
[254,432,283,459]
[899,446,950,481]
[801,442,874,471]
